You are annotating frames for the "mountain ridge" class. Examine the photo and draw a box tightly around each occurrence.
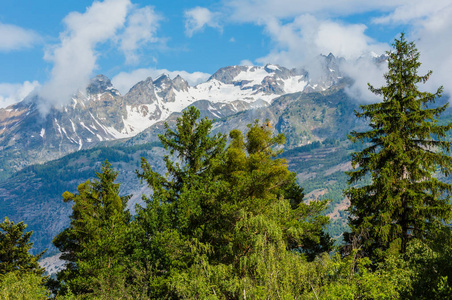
[0,56,343,179]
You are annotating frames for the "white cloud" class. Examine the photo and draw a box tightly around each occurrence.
[0,81,40,108]
[39,0,131,115]
[246,14,390,102]
[256,15,388,66]
[184,7,222,37]
[112,68,211,94]
[315,22,387,59]
[224,0,452,101]
[0,23,40,52]
[119,6,162,64]
[412,4,452,97]
[373,0,450,25]
[342,58,388,103]
[342,1,452,102]
[239,59,254,66]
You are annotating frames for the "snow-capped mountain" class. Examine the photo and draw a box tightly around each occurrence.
[0,56,343,178]
[120,64,307,135]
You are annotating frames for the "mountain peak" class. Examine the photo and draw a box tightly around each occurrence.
[86,74,114,95]
[172,75,189,91]
[154,74,172,87]
[124,76,157,105]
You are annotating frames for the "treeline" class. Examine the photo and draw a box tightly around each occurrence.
[2,34,452,299]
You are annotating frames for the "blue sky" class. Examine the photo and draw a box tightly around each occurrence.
[1,0,452,108]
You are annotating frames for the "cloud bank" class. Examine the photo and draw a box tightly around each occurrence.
[215,0,452,101]
[377,1,452,97]
[38,0,131,114]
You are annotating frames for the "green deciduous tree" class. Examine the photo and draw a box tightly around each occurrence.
[0,217,45,276]
[345,33,452,260]
[53,160,132,296]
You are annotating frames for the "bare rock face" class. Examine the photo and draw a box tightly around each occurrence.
[259,76,285,94]
[154,74,176,102]
[86,75,115,95]
[124,77,157,105]
[172,75,189,92]
[208,66,250,84]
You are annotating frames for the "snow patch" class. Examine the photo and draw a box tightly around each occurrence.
[282,76,308,94]
[233,67,271,85]
[266,64,280,71]
[54,119,62,135]
[80,122,95,135]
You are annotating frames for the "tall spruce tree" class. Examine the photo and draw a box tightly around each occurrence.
[345,33,452,259]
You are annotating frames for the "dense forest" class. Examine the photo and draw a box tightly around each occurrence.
[2,35,452,299]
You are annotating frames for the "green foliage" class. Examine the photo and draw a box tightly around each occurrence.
[134,108,331,298]
[0,217,45,276]
[0,271,50,299]
[137,105,227,198]
[345,33,452,260]
[309,252,408,299]
[52,160,132,296]
[395,230,452,299]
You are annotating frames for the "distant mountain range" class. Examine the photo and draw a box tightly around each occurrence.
[0,55,343,180]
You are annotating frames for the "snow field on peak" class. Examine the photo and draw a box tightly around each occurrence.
[233,66,272,86]
[121,104,162,136]
[265,64,280,71]
[282,76,308,94]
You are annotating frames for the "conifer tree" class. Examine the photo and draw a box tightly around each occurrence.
[137,105,227,199]
[53,160,131,295]
[0,217,45,276]
[345,33,452,259]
